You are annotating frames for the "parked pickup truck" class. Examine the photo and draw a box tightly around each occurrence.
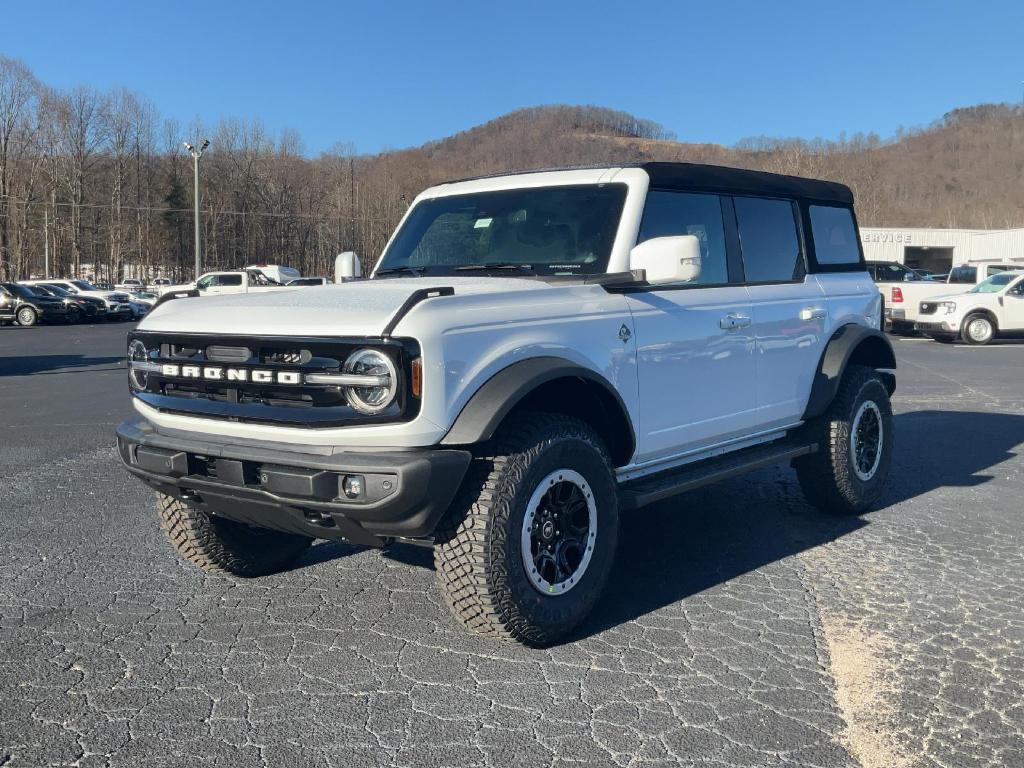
[867,259,1021,332]
[156,265,302,296]
[916,270,1024,344]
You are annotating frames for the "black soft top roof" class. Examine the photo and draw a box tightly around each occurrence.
[443,162,853,205]
[641,162,853,204]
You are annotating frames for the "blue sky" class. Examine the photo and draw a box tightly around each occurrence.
[5,1,1022,155]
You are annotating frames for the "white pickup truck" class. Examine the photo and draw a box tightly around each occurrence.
[157,265,301,296]
[868,260,1022,332]
[915,270,1024,344]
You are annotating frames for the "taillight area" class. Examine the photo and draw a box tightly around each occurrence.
[891,287,904,303]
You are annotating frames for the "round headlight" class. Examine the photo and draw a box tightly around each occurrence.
[343,348,398,414]
[128,339,150,390]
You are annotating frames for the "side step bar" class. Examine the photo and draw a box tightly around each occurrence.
[618,438,817,511]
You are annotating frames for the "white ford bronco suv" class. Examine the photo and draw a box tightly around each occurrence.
[117,163,896,646]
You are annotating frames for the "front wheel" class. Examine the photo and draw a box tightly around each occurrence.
[16,307,37,326]
[795,365,894,515]
[961,313,995,345]
[434,412,619,646]
[155,492,313,576]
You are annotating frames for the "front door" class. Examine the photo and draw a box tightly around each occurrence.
[626,190,757,465]
[1004,277,1024,330]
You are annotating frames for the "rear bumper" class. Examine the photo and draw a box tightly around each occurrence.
[116,417,471,546]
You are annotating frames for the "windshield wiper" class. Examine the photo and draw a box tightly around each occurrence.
[454,263,536,274]
[375,266,425,278]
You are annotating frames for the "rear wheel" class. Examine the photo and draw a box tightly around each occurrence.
[961,313,995,345]
[155,492,313,576]
[434,412,618,646]
[16,307,37,326]
[795,365,893,515]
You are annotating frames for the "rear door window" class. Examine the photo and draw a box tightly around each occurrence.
[733,197,803,283]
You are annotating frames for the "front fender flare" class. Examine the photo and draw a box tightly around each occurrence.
[440,357,635,459]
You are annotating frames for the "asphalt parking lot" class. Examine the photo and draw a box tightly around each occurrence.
[1,323,1022,768]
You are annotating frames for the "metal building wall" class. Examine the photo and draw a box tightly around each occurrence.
[858,227,1012,265]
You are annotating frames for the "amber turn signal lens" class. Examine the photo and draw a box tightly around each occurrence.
[410,357,422,398]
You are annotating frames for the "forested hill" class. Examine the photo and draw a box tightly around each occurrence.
[1,50,1022,281]
[376,103,1024,231]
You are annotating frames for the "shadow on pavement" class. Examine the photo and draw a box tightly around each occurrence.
[0,354,124,376]
[282,409,1024,637]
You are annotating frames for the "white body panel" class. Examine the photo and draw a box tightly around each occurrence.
[747,278,830,429]
[625,286,756,462]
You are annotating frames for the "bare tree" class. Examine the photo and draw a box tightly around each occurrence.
[0,55,39,279]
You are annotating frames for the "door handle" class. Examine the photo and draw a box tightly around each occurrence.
[800,307,827,321]
[720,313,751,330]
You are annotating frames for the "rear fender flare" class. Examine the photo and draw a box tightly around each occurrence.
[803,325,896,420]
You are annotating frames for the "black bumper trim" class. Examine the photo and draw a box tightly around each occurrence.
[117,417,471,544]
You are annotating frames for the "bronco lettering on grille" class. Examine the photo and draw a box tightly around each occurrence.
[160,364,302,385]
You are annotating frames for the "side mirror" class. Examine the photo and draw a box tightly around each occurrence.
[629,235,702,285]
[335,251,363,282]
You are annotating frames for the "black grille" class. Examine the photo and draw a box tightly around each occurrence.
[130,332,420,428]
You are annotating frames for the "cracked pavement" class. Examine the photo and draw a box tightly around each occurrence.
[1,324,1022,767]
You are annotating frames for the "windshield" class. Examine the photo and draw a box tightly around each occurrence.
[969,273,1020,293]
[377,184,627,276]
[71,280,97,291]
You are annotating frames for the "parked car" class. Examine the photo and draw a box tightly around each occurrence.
[0,282,70,326]
[21,279,134,321]
[117,278,147,292]
[866,259,1020,332]
[128,291,159,319]
[916,270,1024,344]
[152,278,172,288]
[117,162,894,646]
[156,265,302,296]
[25,283,105,322]
[286,277,330,286]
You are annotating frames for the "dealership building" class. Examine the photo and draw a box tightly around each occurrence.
[860,227,1024,274]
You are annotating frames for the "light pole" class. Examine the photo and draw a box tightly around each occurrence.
[183,139,209,280]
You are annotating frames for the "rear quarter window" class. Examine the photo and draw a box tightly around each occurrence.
[809,206,861,267]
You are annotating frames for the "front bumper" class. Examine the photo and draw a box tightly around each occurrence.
[116,417,471,546]
[915,320,960,338]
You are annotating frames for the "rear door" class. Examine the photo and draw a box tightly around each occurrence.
[0,287,14,318]
[734,196,827,431]
[625,190,757,464]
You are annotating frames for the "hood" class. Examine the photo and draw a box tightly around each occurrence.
[927,288,986,303]
[139,276,546,337]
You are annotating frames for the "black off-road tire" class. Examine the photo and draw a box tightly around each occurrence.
[794,365,893,515]
[16,307,37,326]
[961,313,996,345]
[434,412,619,646]
[156,492,313,576]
